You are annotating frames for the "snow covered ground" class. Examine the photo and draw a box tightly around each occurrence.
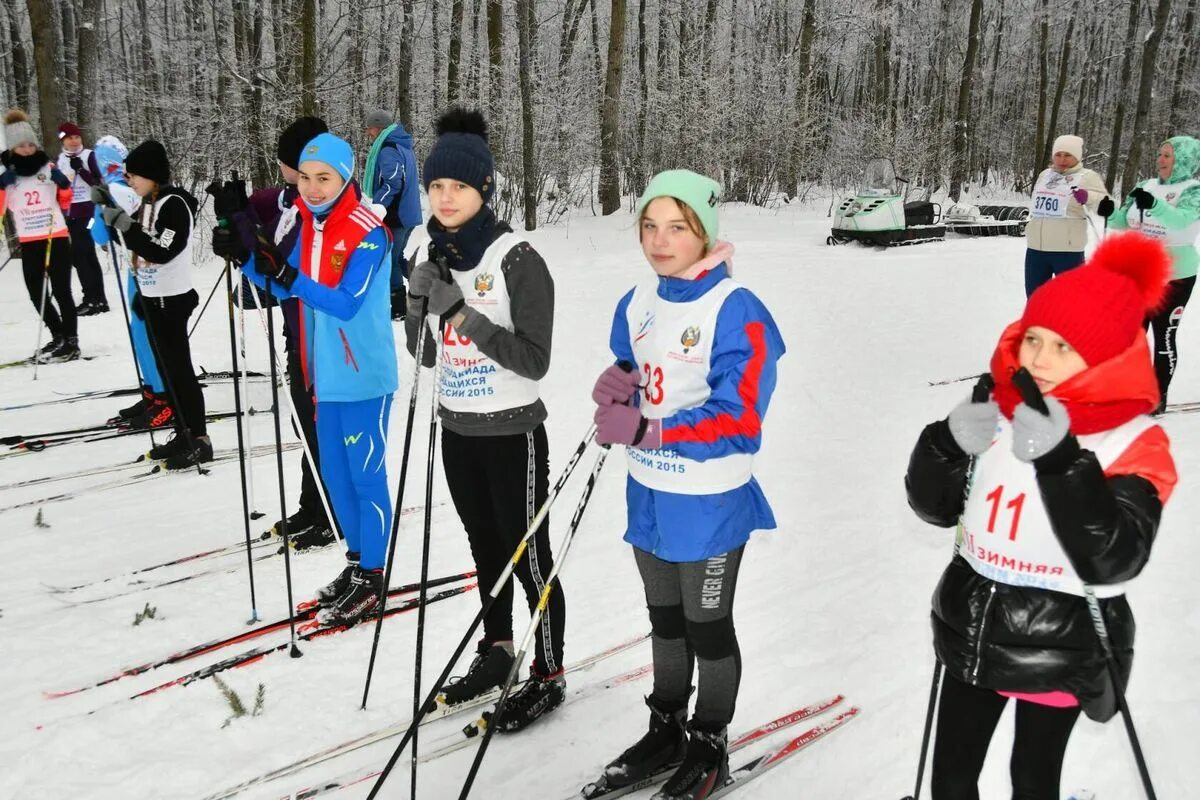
[1,203,1196,800]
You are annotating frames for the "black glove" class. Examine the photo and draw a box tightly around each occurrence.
[0,170,16,189]
[255,239,298,291]
[212,225,250,263]
[1096,196,1115,218]
[69,155,84,173]
[206,172,250,225]
[49,167,71,190]
[1130,188,1156,211]
[131,292,145,320]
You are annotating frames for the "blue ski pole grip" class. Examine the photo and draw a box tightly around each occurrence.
[971,372,995,404]
[1012,368,1049,415]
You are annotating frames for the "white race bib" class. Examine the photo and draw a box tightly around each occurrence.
[1029,170,1073,219]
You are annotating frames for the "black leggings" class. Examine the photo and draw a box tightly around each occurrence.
[21,237,76,338]
[140,290,206,437]
[1146,275,1195,404]
[634,546,743,727]
[931,673,1081,800]
[67,216,107,304]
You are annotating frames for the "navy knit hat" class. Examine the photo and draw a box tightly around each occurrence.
[422,108,494,204]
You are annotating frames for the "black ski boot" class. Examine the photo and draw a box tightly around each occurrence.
[146,432,190,462]
[264,507,335,552]
[650,722,730,800]
[127,397,174,430]
[45,336,80,363]
[316,567,383,626]
[492,667,565,733]
[586,695,687,795]
[437,641,515,707]
[34,335,63,361]
[163,435,214,470]
[114,386,155,423]
[315,553,360,607]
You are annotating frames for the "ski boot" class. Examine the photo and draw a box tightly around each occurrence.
[146,432,190,462]
[163,435,214,470]
[265,508,336,552]
[650,721,730,800]
[316,567,383,626]
[127,397,174,430]
[586,695,688,795]
[491,666,565,733]
[315,553,360,608]
[46,336,80,363]
[435,640,515,709]
[112,386,155,425]
[34,336,63,361]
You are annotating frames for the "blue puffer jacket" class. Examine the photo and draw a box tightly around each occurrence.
[608,265,786,562]
[242,185,398,403]
[367,124,421,230]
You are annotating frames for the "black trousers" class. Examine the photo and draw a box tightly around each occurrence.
[286,342,327,523]
[1146,275,1195,404]
[441,424,565,676]
[21,237,76,338]
[931,672,1081,800]
[67,216,107,304]
[141,290,206,437]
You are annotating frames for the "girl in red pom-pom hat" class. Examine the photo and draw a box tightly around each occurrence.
[904,231,1178,798]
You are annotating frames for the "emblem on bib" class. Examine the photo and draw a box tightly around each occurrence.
[681,326,702,353]
[1167,192,1177,202]
[474,273,494,296]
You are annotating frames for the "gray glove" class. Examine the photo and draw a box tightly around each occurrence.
[947,397,1000,456]
[89,184,113,207]
[1011,396,1071,462]
[408,260,440,299]
[426,278,465,318]
[101,204,133,232]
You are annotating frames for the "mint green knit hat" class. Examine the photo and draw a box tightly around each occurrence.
[636,170,721,248]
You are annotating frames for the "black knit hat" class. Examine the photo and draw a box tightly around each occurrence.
[423,108,494,204]
[277,116,329,170]
[125,140,171,185]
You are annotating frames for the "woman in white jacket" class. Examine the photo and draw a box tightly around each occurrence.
[1024,135,1113,297]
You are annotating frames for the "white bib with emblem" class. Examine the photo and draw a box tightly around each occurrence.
[6,171,69,241]
[623,278,754,495]
[433,233,541,414]
[958,414,1157,598]
[1124,178,1200,246]
[133,194,194,297]
[1029,169,1074,219]
[57,148,95,206]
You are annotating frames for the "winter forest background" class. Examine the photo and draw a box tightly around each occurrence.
[2,0,1197,230]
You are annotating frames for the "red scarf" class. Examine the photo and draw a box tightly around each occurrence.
[988,321,1159,435]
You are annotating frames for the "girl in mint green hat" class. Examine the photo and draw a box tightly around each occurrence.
[585,169,786,799]
[1110,135,1200,411]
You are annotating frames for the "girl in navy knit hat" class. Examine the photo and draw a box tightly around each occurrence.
[405,108,565,732]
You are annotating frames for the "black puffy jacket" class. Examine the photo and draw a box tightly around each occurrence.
[905,418,1164,721]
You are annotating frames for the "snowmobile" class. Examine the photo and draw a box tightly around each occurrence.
[827,158,946,247]
[944,201,1028,237]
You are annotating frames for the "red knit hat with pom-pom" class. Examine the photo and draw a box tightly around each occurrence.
[1021,232,1171,366]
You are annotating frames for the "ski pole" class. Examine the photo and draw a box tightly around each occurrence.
[243,282,340,543]
[106,242,158,452]
[901,661,943,800]
[237,276,262,521]
[31,233,55,380]
[364,422,601,799]
[262,276,302,658]
[902,372,993,800]
[225,257,260,624]
[1082,585,1157,799]
[1012,368,1157,799]
[411,317,446,798]
[188,263,227,339]
[361,297,431,710]
[456,444,613,800]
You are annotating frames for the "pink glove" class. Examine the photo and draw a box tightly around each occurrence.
[592,364,641,406]
[594,404,661,449]
[1071,187,1088,204]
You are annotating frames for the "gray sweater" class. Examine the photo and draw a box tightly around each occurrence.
[405,237,554,437]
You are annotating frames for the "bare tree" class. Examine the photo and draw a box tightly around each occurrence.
[24,0,64,151]
[1121,0,1174,191]
[949,0,984,201]
[599,0,626,214]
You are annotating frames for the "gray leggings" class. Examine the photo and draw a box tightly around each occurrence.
[633,546,744,727]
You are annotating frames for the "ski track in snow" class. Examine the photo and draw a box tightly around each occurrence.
[1,202,1197,799]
